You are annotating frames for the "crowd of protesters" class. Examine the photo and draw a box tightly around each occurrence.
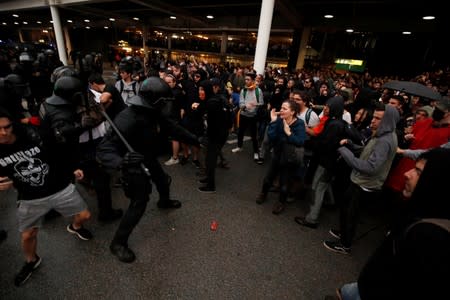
[0,44,449,298]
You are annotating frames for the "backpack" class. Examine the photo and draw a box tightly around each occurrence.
[77,90,106,130]
[242,87,261,101]
[119,80,137,95]
[305,108,313,126]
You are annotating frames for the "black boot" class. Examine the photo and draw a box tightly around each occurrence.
[157,199,182,209]
[110,243,136,263]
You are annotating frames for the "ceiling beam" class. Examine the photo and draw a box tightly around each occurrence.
[128,0,207,27]
[0,0,117,12]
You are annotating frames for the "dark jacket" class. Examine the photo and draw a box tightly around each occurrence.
[96,102,199,170]
[315,96,346,172]
[268,117,306,154]
[357,148,450,300]
[205,95,229,144]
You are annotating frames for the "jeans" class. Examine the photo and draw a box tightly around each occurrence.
[305,165,333,223]
[340,282,361,300]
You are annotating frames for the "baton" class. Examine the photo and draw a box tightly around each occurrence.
[100,110,150,177]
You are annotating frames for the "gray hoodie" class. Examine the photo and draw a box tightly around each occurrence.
[338,105,400,190]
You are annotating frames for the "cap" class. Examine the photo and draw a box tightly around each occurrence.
[416,105,433,117]
[435,97,450,112]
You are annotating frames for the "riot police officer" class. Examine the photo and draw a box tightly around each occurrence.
[97,76,200,263]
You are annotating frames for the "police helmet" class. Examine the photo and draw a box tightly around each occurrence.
[53,76,83,101]
[50,65,79,83]
[139,76,172,106]
[4,74,31,98]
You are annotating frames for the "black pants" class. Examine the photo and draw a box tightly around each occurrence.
[205,140,225,189]
[262,156,297,203]
[339,182,379,247]
[237,115,258,153]
[80,138,115,215]
[112,158,170,245]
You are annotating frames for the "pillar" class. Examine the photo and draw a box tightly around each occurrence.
[49,4,68,65]
[253,0,275,75]
[295,26,311,71]
[63,26,73,64]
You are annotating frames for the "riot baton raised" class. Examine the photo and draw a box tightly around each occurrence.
[100,110,150,177]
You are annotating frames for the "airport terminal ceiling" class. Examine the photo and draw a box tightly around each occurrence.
[0,0,448,74]
[0,0,447,35]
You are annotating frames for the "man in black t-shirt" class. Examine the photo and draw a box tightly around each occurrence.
[0,108,92,286]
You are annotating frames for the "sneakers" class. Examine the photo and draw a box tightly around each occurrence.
[14,255,42,286]
[255,193,267,204]
[198,186,216,193]
[231,147,243,153]
[66,224,93,241]
[98,209,123,223]
[157,199,182,209]
[192,159,202,169]
[164,156,179,166]
[329,229,341,239]
[110,243,136,263]
[253,153,259,161]
[294,216,318,229]
[323,240,351,255]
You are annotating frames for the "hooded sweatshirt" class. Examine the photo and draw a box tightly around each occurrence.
[338,105,399,190]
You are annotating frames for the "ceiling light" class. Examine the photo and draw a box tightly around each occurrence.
[402,31,412,35]
[109,18,115,22]
[324,15,334,19]
[84,19,90,23]
[133,17,139,21]
[206,15,214,19]
[14,22,19,25]
[43,30,48,33]
[346,28,354,33]
[12,14,19,18]
[86,26,90,29]
[23,21,28,24]
[422,16,435,20]
[36,21,42,24]
[67,20,73,23]
[170,16,176,20]
[104,26,109,29]
[2,22,7,25]
[50,21,53,23]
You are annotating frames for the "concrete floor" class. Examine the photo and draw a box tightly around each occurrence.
[0,136,388,300]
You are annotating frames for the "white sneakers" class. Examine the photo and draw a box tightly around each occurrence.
[231,147,243,153]
[253,153,259,161]
[164,157,179,166]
